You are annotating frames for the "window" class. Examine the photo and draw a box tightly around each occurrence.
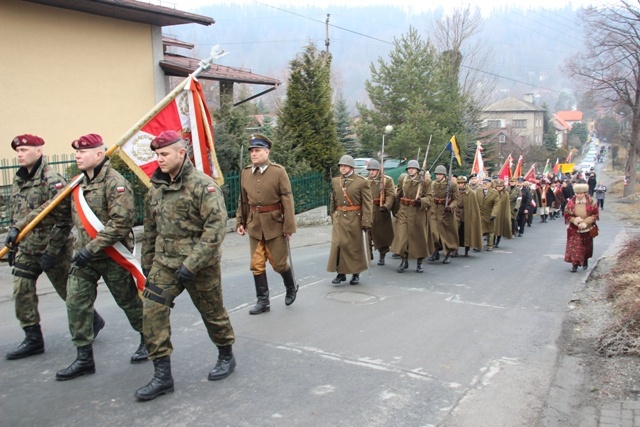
[498,134,506,143]
[486,119,502,128]
[513,119,527,128]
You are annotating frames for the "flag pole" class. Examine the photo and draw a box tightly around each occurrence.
[1,47,228,258]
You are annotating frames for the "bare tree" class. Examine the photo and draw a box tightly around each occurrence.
[566,0,640,196]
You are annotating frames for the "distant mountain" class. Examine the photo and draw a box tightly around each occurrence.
[169,4,585,112]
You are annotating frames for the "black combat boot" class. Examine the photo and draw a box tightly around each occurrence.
[416,257,424,273]
[93,309,105,339]
[6,324,44,360]
[56,345,95,381]
[397,259,409,273]
[208,345,236,381]
[135,356,174,401]
[249,273,270,315]
[130,333,149,364]
[495,236,501,248]
[281,268,298,306]
[443,253,452,264]
[378,253,386,266]
[428,251,440,261]
[349,274,360,285]
[331,274,346,284]
[464,247,470,257]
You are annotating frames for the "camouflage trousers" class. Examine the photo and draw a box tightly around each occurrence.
[143,263,235,360]
[12,247,71,328]
[249,235,289,275]
[66,257,143,347]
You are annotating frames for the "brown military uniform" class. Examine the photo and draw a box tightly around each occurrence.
[477,186,500,249]
[494,188,513,239]
[367,174,395,253]
[456,186,483,250]
[327,172,373,274]
[236,160,296,275]
[390,175,433,259]
[426,177,460,255]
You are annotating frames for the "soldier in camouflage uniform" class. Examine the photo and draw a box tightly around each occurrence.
[56,134,147,381]
[236,134,297,315]
[426,165,460,264]
[4,134,105,360]
[136,130,235,401]
[365,159,395,266]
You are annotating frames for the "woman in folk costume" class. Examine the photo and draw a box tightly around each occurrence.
[564,183,599,272]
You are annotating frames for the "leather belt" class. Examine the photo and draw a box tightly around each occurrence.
[373,198,381,206]
[400,197,417,206]
[250,203,282,213]
[434,197,447,205]
[337,205,361,211]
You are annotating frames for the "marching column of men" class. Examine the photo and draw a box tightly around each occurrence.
[4,132,567,401]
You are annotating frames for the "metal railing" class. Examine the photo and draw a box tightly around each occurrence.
[0,157,329,228]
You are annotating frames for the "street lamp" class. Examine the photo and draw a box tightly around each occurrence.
[382,125,393,160]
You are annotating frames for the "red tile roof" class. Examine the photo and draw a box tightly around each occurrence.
[555,110,583,122]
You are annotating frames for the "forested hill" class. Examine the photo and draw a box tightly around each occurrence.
[170,4,585,110]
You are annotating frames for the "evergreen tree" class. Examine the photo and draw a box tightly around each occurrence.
[213,93,251,174]
[569,122,589,146]
[542,103,558,151]
[275,43,342,177]
[334,94,357,155]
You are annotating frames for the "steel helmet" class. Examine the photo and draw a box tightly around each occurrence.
[367,159,381,170]
[338,155,355,168]
[406,160,420,171]
[434,165,447,174]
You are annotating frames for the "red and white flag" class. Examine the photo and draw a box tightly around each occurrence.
[471,143,487,179]
[524,164,537,183]
[498,154,513,182]
[513,155,523,178]
[73,185,145,292]
[553,157,560,175]
[119,77,223,186]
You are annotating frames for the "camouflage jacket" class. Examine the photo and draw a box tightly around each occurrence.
[73,159,135,259]
[11,156,72,256]
[142,158,227,273]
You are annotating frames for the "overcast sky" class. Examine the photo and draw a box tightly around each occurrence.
[168,0,602,16]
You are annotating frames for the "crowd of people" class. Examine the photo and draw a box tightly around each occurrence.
[3,132,602,403]
[326,155,601,282]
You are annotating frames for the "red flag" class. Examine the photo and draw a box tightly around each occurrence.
[498,154,512,181]
[513,155,523,178]
[565,151,573,163]
[119,77,223,186]
[553,157,560,174]
[523,164,537,183]
[471,143,487,179]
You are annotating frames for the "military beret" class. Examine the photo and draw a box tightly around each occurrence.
[72,133,104,150]
[248,133,272,150]
[150,130,182,151]
[457,176,468,184]
[12,134,45,150]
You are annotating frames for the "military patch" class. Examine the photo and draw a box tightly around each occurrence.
[54,182,63,189]
[116,186,125,193]
[207,186,216,193]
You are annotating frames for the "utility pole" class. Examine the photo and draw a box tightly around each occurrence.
[325,14,330,54]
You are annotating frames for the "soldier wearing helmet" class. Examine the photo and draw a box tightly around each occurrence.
[425,164,460,264]
[455,176,483,256]
[366,159,395,265]
[389,159,434,273]
[327,155,373,285]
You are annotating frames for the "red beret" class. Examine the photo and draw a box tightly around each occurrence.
[72,134,104,150]
[150,130,182,151]
[12,134,45,150]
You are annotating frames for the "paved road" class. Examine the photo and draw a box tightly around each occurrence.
[0,195,625,426]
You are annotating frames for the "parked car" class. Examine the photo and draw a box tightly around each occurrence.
[382,158,408,184]
[354,157,373,177]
